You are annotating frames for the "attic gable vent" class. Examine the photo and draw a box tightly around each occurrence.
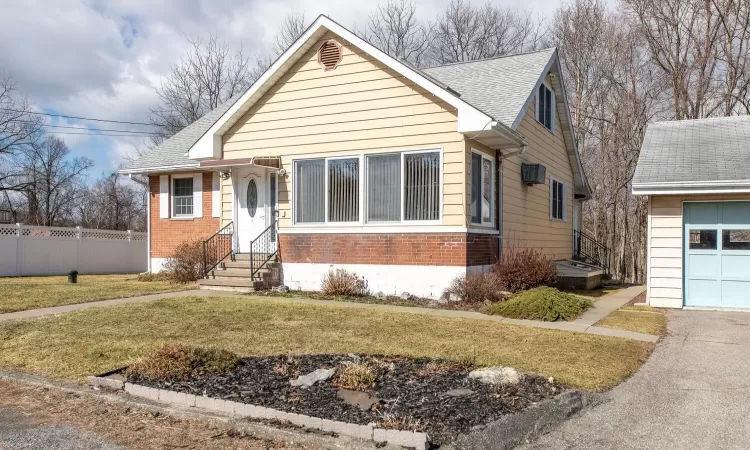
[318,40,343,70]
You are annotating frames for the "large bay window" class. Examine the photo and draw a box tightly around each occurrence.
[470,151,494,225]
[294,150,441,225]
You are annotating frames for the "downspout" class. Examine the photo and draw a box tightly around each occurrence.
[146,180,151,273]
[496,144,527,261]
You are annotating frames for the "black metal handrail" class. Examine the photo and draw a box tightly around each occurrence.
[202,221,234,278]
[250,221,278,280]
[573,229,610,275]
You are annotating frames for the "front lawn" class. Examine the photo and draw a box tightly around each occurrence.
[0,296,653,391]
[0,275,194,313]
[596,306,668,336]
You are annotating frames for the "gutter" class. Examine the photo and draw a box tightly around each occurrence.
[119,163,200,175]
[633,180,750,196]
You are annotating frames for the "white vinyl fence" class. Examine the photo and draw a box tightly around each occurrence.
[0,224,147,276]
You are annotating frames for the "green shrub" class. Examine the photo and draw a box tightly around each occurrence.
[163,240,204,283]
[444,272,505,303]
[126,343,239,382]
[321,269,369,296]
[494,247,560,293]
[484,287,593,322]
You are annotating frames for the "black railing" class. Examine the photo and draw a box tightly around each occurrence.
[573,230,610,275]
[202,221,234,278]
[250,222,278,280]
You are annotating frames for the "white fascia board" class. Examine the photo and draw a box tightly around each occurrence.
[119,163,200,175]
[187,15,493,161]
[633,180,750,196]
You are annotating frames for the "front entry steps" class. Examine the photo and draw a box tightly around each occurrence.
[198,253,280,292]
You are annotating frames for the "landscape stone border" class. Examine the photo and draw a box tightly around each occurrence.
[88,373,427,450]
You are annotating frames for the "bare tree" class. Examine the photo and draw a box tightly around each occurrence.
[79,171,146,231]
[149,34,254,142]
[427,0,546,65]
[361,0,432,66]
[0,73,44,192]
[273,12,308,56]
[13,136,92,226]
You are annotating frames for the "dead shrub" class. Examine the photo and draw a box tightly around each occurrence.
[163,240,204,283]
[273,354,300,377]
[376,414,426,432]
[415,361,458,377]
[332,361,377,390]
[444,271,505,303]
[494,246,560,293]
[125,343,239,382]
[136,272,174,282]
[320,269,369,296]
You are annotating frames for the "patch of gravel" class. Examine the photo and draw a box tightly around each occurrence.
[126,354,565,446]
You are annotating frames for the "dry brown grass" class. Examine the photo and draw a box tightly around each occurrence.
[0,380,310,450]
[596,308,668,336]
[0,295,654,391]
[126,343,239,382]
[332,361,377,390]
[0,274,194,313]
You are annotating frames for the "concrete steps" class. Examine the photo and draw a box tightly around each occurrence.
[199,253,280,292]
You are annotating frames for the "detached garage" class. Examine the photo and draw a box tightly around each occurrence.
[634,116,750,309]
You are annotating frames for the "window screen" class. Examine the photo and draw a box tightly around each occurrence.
[295,159,325,223]
[328,158,359,222]
[404,152,440,221]
[172,178,193,217]
[367,154,401,222]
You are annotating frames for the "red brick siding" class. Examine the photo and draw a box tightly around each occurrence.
[149,173,219,259]
[466,233,500,266]
[279,232,499,267]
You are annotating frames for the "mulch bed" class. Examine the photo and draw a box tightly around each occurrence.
[126,354,565,446]
[627,292,646,306]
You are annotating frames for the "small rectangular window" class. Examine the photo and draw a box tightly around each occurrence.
[172,177,193,217]
[295,159,325,223]
[470,151,494,225]
[550,178,565,221]
[689,229,718,250]
[722,229,750,250]
[537,83,554,131]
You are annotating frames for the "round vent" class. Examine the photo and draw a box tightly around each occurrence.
[318,40,342,70]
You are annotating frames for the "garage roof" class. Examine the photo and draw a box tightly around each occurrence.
[633,115,750,195]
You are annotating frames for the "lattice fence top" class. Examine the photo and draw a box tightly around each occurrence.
[22,226,79,238]
[0,224,17,236]
[0,224,147,241]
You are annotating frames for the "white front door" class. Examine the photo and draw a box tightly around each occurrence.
[236,167,266,253]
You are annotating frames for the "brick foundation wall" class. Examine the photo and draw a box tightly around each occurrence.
[149,173,219,259]
[279,232,499,267]
[466,233,500,266]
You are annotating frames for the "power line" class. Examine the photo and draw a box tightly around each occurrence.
[10,120,156,135]
[0,108,155,126]
[46,131,154,137]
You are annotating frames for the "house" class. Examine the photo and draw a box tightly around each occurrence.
[121,15,591,298]
[633,115,750,309]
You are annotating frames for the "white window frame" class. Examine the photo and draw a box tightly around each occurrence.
[549,176,566,222]
[536,81,555,133]
[171,174,195,218]
[470,149,495,226]
[291,148,443,227]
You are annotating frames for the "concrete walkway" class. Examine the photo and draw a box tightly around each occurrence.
[0,284,655,342]
[0,289,238,322]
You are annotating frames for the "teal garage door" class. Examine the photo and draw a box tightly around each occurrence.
[684,202,750,308]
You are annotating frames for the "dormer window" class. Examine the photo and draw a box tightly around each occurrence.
[537,82,554,132]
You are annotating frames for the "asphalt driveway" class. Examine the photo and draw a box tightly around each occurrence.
[524,309,750,449]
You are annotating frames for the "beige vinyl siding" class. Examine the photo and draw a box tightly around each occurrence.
[647,193,750,308]
[495,88,574,260]
[220,31,465,228]
[220,176,232,227]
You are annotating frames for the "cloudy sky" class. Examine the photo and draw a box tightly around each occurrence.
[0,0,560,180]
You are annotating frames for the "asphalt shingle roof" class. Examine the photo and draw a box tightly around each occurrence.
[124,48,556,173]
[124,94,243,172]
[633,115,750,185]
[422,48,556,127]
